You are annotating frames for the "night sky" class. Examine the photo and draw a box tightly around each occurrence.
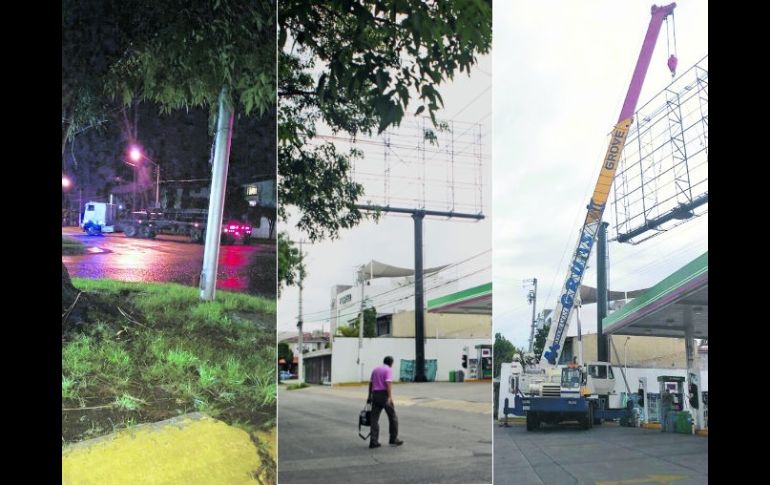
[63,103,275,220]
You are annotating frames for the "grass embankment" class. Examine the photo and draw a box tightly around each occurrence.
[62,278,276,451]
[62,236,86,255]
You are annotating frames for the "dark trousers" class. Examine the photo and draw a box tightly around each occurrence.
[370,390,398,444]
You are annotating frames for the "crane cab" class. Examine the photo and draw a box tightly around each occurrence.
[584,361,616,396]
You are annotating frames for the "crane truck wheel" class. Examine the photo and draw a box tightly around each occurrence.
[526,412,538,432]
[584,406,594,430]
[138,226,151,238]
[593,400,604,425]
[124,225,137,238]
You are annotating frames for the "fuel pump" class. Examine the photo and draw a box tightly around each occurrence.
[657,375,685,432]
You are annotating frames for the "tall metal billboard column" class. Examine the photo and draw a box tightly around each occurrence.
[413,211,426,381]
[597,221,610,362]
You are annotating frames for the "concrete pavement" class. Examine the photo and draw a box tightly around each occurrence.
[278,382,493,483]
[494,421,708,484]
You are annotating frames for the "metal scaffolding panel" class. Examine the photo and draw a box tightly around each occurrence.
[612,55,708,245]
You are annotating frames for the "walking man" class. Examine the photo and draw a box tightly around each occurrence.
[367,356,403,448]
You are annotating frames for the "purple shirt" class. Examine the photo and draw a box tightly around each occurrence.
[370,364,393,391]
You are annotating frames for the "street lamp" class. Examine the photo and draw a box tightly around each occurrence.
[624,336,631,374]
[126,145,161,208]
[62,176,82,226]
[129,146,142,163]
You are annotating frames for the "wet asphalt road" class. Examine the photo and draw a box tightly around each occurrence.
[62,227,276,298]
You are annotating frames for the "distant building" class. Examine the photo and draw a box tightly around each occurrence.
[370,310,491,339]
[535,309,553,331]
[242,179,275,208]
[279,330,331,355]
[558,334,707,369]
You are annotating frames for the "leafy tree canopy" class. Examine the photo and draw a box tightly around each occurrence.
[338,307,377,338]
[493,332,517,378]
[533,323,550,361]
[277,0,492,286]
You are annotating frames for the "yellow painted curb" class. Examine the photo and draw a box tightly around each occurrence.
[642,422,662,430]
[497,418,526,425]
[696,428,708,437]
[596,474,686,485]
[62,413,263,485]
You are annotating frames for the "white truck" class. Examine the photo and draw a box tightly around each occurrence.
[80,201,118,235]
[79,201,253,244]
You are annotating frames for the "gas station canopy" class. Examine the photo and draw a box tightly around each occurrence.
[603,252,708,339]
[427,282,492,315]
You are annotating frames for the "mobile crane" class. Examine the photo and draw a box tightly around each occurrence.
[505,3,679,431]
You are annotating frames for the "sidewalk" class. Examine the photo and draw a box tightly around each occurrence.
[282,381,493,414]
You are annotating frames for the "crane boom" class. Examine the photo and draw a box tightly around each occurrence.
[540,3,677,366]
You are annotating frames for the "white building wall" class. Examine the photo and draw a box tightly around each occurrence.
[251,217,271,239]
[332,337,490,384]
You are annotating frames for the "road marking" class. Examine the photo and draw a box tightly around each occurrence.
[595,474,687,485]
[421,399,492,415]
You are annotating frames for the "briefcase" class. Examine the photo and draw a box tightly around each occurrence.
[358,403,372,440]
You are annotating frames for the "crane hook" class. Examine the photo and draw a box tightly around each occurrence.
[667,55,678,78]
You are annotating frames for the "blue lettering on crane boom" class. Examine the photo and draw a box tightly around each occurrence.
[544,226,597,365]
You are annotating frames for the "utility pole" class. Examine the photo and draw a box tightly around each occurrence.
[155,163,160,208]
[576,299,583,366]
[78,189,83,226]
[357,267,366,382]
[200,87,234,301]
[524,278,538,353]
[297,240,304,384]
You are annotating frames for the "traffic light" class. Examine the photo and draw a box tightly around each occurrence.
[461,354,468,369]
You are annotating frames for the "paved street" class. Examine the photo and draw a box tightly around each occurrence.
[494,421,708,485]
[278,382,493,484]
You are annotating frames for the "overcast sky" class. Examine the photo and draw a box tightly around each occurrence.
[278,52,492,334]
[492,0,709,349]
